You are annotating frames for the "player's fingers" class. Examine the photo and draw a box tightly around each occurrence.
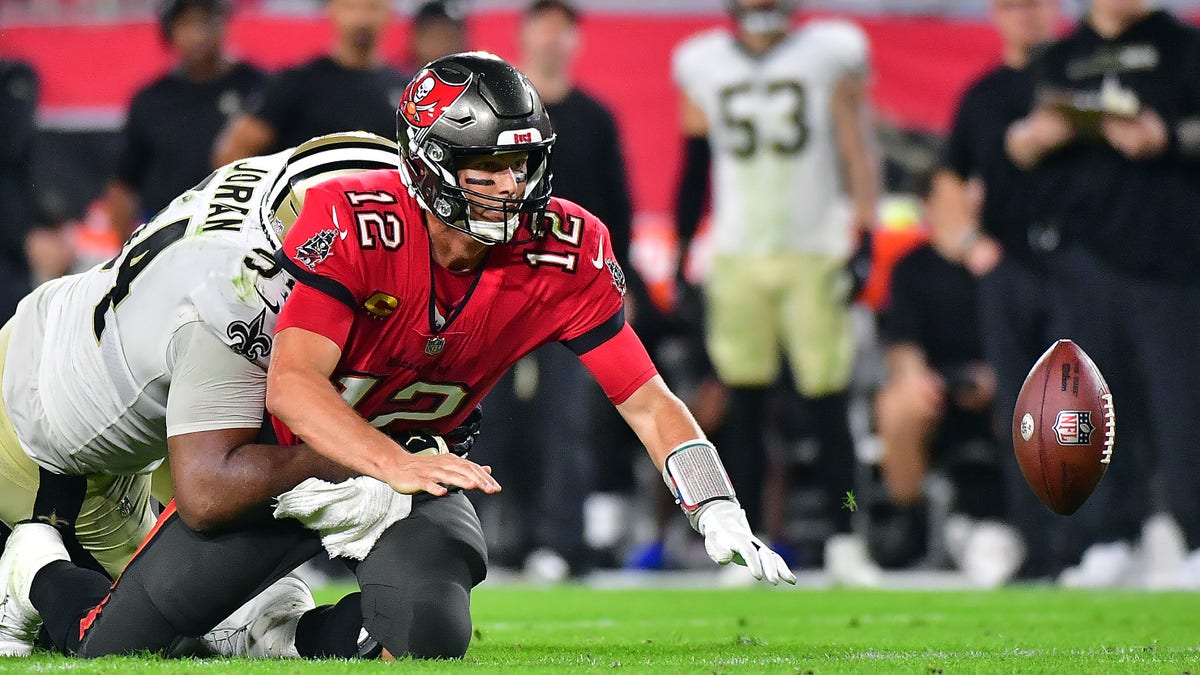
[435,463,501,493]
[431,465,488,491]
[737,541,764,580]
[448,457,500,489]
[758,546,781,586]
[764,546,795,586]
[777,555,797,585]
[464,463,501,493]
[421,481,449,497]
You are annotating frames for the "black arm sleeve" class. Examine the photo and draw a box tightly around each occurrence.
[0,61,39,258]
[938,86,976,179]
[114,93,150,189]
[0,61,37,168]
[249,69,300,141]
[1167,31,1200,163]
[674,135,711,250]
[594,110,634,265]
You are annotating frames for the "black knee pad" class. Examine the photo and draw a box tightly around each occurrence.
[360,578,472,659]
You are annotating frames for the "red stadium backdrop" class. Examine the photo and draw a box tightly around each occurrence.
[2,10,1004,217]
[25,10,1190,308]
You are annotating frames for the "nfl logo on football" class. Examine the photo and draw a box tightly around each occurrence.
[1053,410,1094,445]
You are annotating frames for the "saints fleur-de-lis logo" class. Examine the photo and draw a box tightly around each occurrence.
[227,309,272,361]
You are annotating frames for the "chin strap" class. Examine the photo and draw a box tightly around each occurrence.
[661,439,738,533]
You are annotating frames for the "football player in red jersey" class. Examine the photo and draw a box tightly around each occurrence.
[15,53,792,662]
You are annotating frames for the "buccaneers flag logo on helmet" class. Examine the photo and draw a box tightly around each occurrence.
[401,70,470,128]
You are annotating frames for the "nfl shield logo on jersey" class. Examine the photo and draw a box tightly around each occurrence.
[1053,410,1094,445]
[425,336,446,356]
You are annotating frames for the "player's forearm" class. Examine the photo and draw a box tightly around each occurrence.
[180,442,355,531]
[616,376,706,471]
[213,115,273,168]
[266,366,402,483]
[845,154,879,229]
[1005,117,1053,170]
[927,171,979,260]
[104,182,139,242]
[832,77,879,229]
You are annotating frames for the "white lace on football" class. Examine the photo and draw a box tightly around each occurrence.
[1100,392,1115,465]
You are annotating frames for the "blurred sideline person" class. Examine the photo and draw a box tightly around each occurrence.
[0,133,414,658]
[927,0,1059,578]
[213,0,405,165]
[471,0,643,579]
[105,0,265,241]
[872,176,1022,587]
[406,0,467,74]
[0,60,38,323]
[1006,0,1200,589]
[671,0,880,583]
[12,54,795,663]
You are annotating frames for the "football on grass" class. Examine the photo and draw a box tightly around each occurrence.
[1012,339,1115,515]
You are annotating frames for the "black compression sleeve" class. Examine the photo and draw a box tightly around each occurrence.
[674,135,711,249]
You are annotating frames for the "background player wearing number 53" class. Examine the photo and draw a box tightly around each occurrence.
[671,0,879,575]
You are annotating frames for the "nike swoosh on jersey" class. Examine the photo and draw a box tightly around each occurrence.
[591,233,604,269]
[129,251,149,266]
[253,284,281,313]
[332,207,349,240]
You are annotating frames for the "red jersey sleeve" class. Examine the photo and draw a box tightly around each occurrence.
[578,322,658,404]
[276,184,366,312]
[275,282,355,350]
[556,206,629,354]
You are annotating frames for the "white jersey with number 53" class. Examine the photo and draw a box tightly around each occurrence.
[1,133,399,476]
[672,19,869,257]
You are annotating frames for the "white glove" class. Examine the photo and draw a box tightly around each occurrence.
[274,477,412,560]
[696,500,796,586]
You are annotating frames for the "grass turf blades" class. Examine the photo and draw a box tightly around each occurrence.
[0,586,1196,673]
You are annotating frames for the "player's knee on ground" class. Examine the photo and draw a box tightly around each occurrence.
[355,495,485,660]
[360,577,472,659]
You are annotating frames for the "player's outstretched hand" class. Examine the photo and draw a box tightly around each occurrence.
[388,452,501,497]
[697,500,796,586]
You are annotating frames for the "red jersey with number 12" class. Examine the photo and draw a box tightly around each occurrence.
[273,169,648,441]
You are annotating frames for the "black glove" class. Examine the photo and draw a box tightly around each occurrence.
[845,230,874,304]
[443,404,482,455]
[672,257,706,336]
[391,405,482,457]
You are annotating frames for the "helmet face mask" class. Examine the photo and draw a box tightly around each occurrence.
[396,52,556,245]
[727,0,796,36]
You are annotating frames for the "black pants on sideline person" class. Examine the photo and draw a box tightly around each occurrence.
[976,256,1056,576]
[1044,244,1200,554]
[472,343,594,572]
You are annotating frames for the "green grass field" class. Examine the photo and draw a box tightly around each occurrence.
[1,584,1197,673]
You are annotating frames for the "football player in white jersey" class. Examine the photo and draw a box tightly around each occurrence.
[671,0,880,583]
[0,132,492,657]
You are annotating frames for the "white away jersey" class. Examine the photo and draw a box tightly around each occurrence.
[2,133,400,475]
[673,20,869,257]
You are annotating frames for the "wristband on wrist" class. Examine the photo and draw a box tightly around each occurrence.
[661,440,737,531]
